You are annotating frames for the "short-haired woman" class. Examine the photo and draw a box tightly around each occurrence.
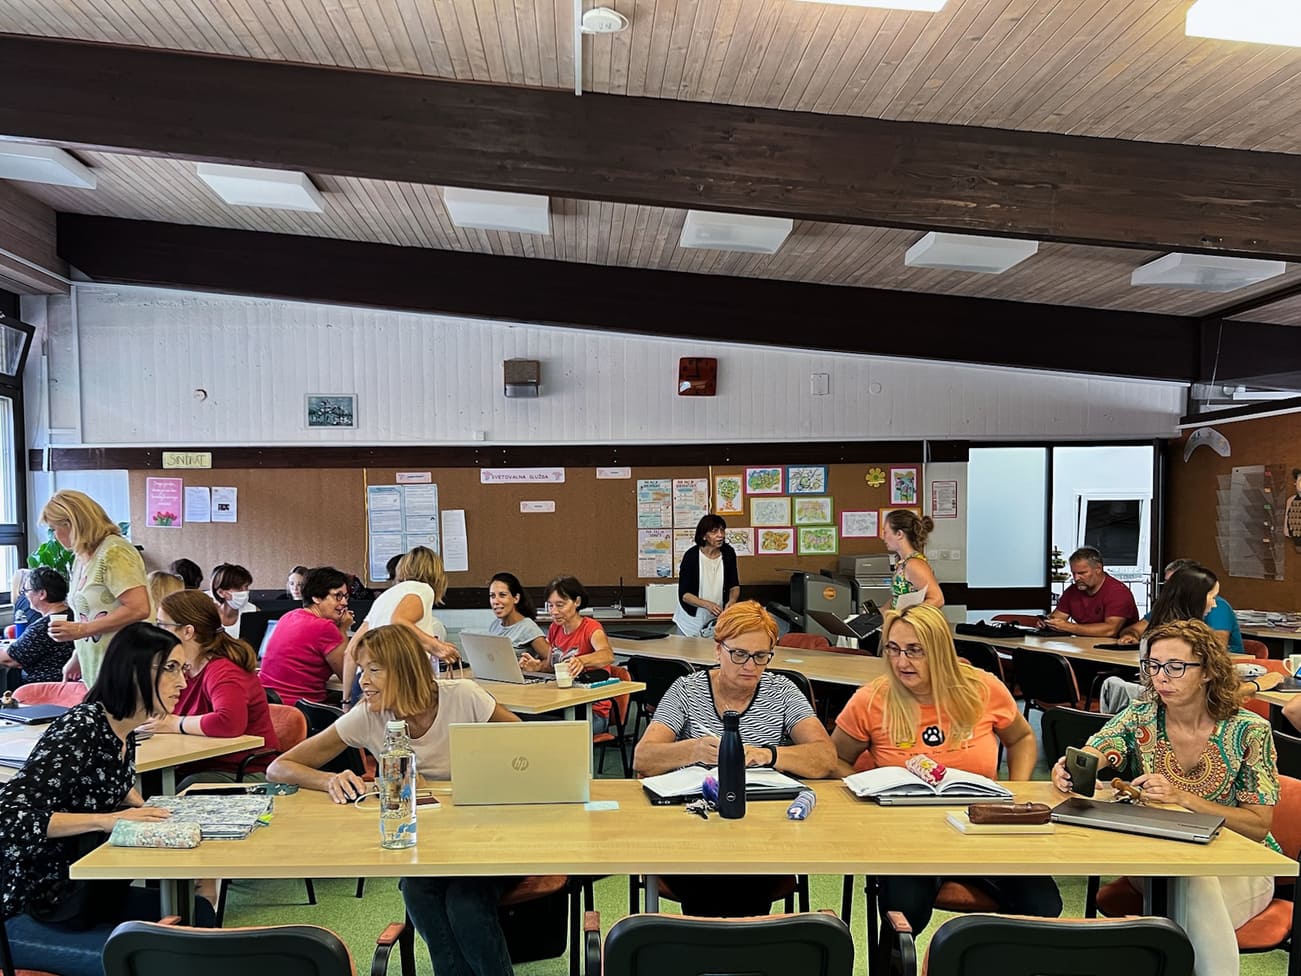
[486,572,550,660]
[169,558,204,590]
[208,563,258,638]
[834,604,1057,941]
[523,576,616,731]
[0,567,75,684]
[0,623,188,928]
[145,590,280,785]
[269,625,519,976]
[673,514,740,638]
[259,566,354,707]
[882,510,943,609]
[40,490,150,686]
[1054,618,1279,976]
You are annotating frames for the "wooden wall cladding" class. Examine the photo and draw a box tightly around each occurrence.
[128,461,912,594]
[1166,413,1301,611]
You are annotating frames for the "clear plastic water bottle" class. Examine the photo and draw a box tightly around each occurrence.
[379,720,417,849]
[716,710,746,820]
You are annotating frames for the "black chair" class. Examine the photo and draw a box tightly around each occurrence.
[769,667,816,713]
[625,657,694,741]
[1039,706,1110,766]
[1009,649,1085,716]
[954,639,1006,685]
[1276,730,1301,780]
[585,910,854,976]
[887,911,1193,976]
[102,918,413,976]
[264,687,283,705]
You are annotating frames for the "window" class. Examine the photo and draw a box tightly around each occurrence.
[0,309,33,601]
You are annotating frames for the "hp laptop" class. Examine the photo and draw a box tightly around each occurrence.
[459,632,554,685]
[1051,796,1225,844]
[449,721,590,805]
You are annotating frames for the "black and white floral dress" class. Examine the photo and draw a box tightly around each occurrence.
[0,702,135,921]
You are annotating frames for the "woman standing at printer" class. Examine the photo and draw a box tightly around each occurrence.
[674,515,740,638]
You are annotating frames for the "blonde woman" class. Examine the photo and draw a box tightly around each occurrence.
[40,490,149,686]
[832,604,1057,944]
[146,571,184,616]
[341,546,459,709]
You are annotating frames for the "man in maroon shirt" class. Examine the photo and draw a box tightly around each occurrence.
[1041,547,1138,637]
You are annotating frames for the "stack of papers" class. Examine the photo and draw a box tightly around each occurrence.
[145,794,273,839]
[641,765,804,800]
[843,766,1012,805]
[0,738,36,770]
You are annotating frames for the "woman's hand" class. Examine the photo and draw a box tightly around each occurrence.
[325,770,368,804]
[114,806,171,824]
[139,714,182,735]
[743,745,770,767]
[430,638,460,664]
[1051,756,1073,793]
[49,618,84,643]
[1132,773,1186,807]
[61,655,82,682]
[1116,633,1139,646]
[703,602,723,617]
[338,609,355,632]
[693,736,721,766]
[566,657,584,678]
[519,653,544,673]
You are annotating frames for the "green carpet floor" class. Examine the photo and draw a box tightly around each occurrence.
[222,871,1291,974]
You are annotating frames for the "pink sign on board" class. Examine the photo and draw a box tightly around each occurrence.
[146,477,183,528]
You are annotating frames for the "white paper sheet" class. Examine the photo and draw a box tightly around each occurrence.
[183,486,211,523]
[211,486,238,523]
[440,510,469,572]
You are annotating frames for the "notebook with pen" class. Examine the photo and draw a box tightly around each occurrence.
[640,766,805,806]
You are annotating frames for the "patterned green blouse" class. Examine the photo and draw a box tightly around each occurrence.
[890,552,929,609]
[1087,697,1281,852]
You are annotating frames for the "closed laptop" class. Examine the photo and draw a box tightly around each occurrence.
[1050,796,1224,844]
[450,721,591,805]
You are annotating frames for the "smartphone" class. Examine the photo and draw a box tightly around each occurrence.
[1065,746,1099,798]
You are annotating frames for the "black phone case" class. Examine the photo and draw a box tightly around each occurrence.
[1066,747,1098,797]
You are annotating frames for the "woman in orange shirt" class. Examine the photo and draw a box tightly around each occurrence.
[832,604,1059,957]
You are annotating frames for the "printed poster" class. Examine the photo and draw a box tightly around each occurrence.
[931,480,959,519]
[673,528,696,567]
[366,484,442,582]
[211,486,238,523]
[637,529,673,579]
[637,479,673,528]
[672,477,710,528]
[183,486,211,524]
[145,477,183,528]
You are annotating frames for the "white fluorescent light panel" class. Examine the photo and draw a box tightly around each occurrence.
[794,0,947,9]
[1186,0,1301,48]
[904,232,1039,274]
[679,211,793,254]
[1130,253,1286,292]
[0,143,96,189]
[196,163,326,212]
[442,187,551,235]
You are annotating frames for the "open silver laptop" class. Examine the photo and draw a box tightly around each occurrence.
[450,721,591,805]
[1051,796,1225,844]
[459,631,554,685]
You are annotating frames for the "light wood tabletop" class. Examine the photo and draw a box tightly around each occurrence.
[968,634,1251,668]
[469,675,645,720]
[607,634,887,688]
[72,778,1294,884]
[1241,625,1301,647]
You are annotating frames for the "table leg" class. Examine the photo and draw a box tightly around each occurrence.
[644,875,660,912]
[161,768,176,795]
[1140,877,1169,917]
[160,879,195,924]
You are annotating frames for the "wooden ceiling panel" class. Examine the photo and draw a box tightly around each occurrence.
[2,1,1299,154]
[14,149,1300,317]
[1233,294,1301,328]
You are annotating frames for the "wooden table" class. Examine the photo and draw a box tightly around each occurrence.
[72,779,1294,922]
[0,721,263,793]
[973,634,1250,667]
[1242,625,1301,653]
[608,634,887,688]
[471,676,645,721]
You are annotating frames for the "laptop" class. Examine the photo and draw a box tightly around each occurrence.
[1050,796,1225,844]
[0,704,69,725]
[459,632,554,685]
[449,721,591,805]
[1265,677,1301,694]
[807,604,883,641]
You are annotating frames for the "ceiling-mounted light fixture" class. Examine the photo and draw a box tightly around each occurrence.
[0,143,96,189]
[904,232,1039,274]
[1186,0,1301,48]
[443,187,551,235]
[580,6,629,32]
[1130,253,1287,292]
[680,211,793,254]
[794,0,947,10]
[196,163,325,212]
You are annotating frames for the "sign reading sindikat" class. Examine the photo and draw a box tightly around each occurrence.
[479,468,566,485]
[162,452,212,469]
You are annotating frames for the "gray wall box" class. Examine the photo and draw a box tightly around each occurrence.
[504,358,540,398]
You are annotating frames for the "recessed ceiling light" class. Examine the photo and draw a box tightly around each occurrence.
[904,232,1039,274]
[794,0,947,10]
[1186,0,1301,48]
[196,163,325,212]
[0,143,96,189]
[442,187,551,235]
[680,211,793,254]
[1130,253,1286,292]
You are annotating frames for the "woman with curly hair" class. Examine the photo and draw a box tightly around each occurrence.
[1053,618,1279,976]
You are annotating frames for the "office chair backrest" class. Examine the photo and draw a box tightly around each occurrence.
[925,913,1193,976]
[1009,649,1081,710]
[295,700,366,776]
[953,640,1004,683]
[778,633,831,651]
[103,920,351,976]
[601,912,853,976]
[1039,707,1109,764]
[768,668,816,710]
[12,682,87,707]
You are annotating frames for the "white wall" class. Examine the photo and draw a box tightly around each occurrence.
[38,285,1186,447]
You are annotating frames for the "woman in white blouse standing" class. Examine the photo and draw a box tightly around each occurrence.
[673,515,740,638]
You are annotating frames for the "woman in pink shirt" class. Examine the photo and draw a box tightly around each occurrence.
[259,567,354,707]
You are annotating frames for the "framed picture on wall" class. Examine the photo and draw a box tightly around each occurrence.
[306,394,357,429]
[786,465,828,494]
[841,510,878,538]
[798,526,838,556]
[751,496,792,527]
[793,496,833,525]
[756,527,795,555]
[745,467,784,495]
[890,467,918,505]
[726,528,755,556]
[714,475,745,515]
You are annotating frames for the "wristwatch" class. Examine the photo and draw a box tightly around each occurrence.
[765,745,778,768]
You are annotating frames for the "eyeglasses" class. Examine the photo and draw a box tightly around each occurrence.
[155,619,180,630]
[883,642,927,660]
[325,590,349,602]
[1140,658,1203,678]
[719,641,774,666]
[154,660,185,676]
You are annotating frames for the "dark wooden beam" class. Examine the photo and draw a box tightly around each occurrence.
[6,34,1301,259]
[1199,319,1301,390]
[57,214,1205,383]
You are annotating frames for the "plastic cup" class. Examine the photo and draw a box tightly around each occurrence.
[554,668,574,689]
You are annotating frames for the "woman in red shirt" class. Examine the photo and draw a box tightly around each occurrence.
[144,589,280,787]
[520,575,615,732]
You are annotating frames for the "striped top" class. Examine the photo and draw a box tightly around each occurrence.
[651,669,814,747]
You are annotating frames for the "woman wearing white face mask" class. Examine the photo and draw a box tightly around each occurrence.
[209,563,258,639]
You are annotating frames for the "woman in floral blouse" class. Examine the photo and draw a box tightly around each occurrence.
[0,623,185,928]
[1052,618,1278,976]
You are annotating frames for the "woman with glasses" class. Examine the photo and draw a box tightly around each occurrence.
[259,566,354,707]
[833,604,1058,945]
[520,576,615,731]
[142,590,279,785]
[0,623,197,930]
[269,625,519,976]
[633,601,837,915]
[1053,618,1278,976]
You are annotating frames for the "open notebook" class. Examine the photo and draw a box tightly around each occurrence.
[641,766,805,805]
[844,766,1013,806]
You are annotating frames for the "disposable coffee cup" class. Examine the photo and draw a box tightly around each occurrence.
[46,613,68,625]
[554,668,575,689]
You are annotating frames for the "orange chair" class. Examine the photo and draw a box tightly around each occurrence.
[593,664,635,777]
[1244,638,1271,661]
[1244,660,1289,721]
[1092,775,1301,963]
[13,682,87,707]
[778,633,831,650]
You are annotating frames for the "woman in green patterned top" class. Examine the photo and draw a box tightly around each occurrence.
[1052,618,1278,976]
[882,509,944,610]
